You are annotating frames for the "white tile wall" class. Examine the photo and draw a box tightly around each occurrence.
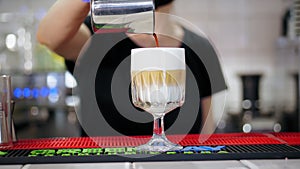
[172,0,298,118]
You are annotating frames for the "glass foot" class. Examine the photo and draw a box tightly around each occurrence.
[136,134,183,152]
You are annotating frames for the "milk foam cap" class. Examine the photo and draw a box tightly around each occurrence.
[131,48,185,71]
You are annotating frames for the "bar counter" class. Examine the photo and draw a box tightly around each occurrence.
[0,132,300,168]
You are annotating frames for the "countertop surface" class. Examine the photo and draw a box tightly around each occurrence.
[2,159,300,169]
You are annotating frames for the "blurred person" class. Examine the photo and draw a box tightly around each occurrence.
[37,0,227,136]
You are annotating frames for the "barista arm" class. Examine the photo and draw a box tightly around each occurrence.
[36,0,91,61]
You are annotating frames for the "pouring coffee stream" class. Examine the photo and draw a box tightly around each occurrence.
[153,33,160,47]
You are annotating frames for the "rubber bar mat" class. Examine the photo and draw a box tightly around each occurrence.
[0,144,300,164]
[292,145,300,150]
[271,132,300,145]
[8,133,285,150]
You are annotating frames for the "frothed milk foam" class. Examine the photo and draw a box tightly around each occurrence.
[131,48,185,71]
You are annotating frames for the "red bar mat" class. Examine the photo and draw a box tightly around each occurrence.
[173,133,282,146]
[7,133,285,150]
[271,132,300,145]
[11,136,154,150]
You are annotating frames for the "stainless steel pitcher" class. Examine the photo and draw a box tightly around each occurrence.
[91,0,155,34]
[0,75,16,148]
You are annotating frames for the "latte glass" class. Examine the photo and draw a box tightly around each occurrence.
[131,48,185,152]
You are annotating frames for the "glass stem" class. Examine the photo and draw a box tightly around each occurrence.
[153,115,165,137]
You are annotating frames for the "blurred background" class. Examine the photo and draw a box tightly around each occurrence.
[0,0,299,139]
